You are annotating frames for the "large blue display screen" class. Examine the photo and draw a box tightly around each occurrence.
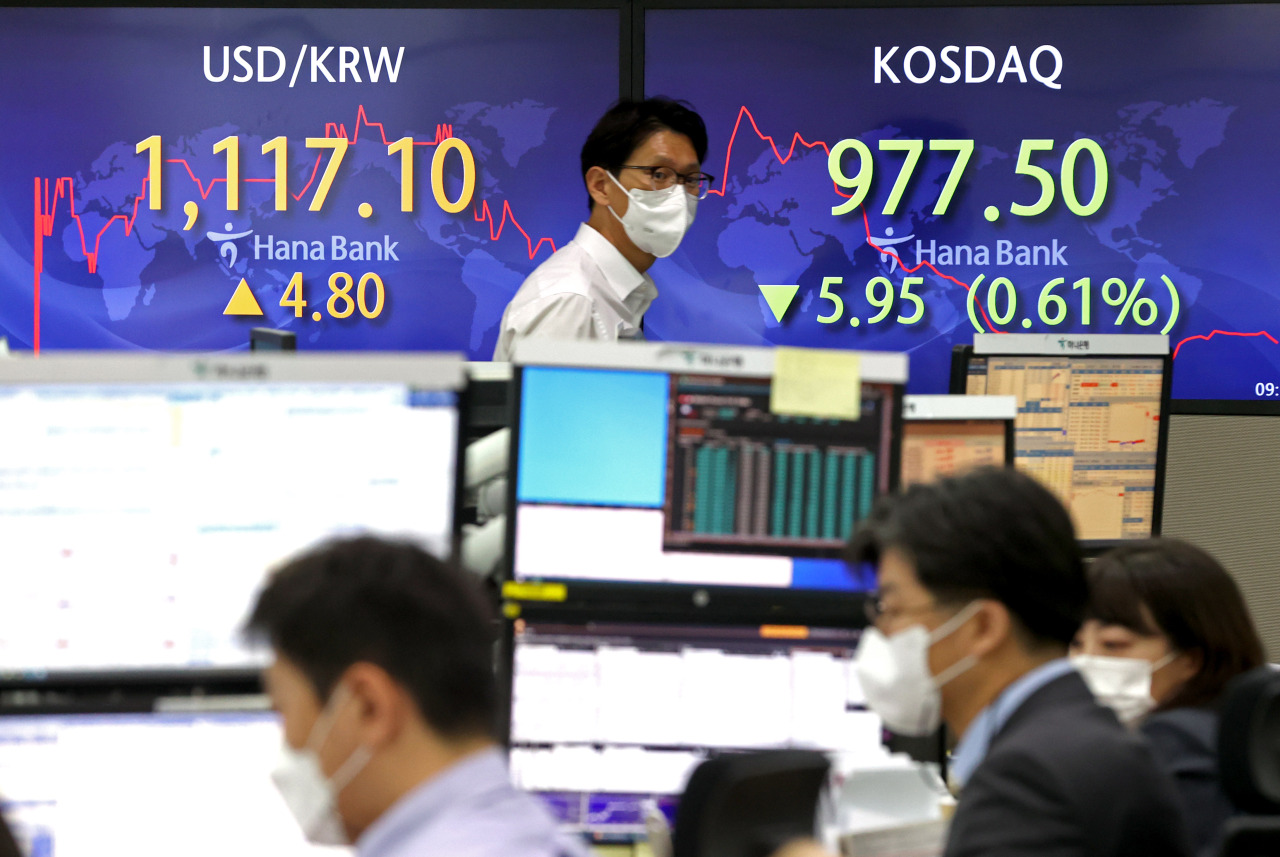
[0,8,616,356]
[644,5,1280,400]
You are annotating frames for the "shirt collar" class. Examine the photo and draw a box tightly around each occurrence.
[573,222,656,304]
[949,658,1075,789]
[356,746,510,857]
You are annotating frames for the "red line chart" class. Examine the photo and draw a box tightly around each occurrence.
[709,105,1000,334]
[27,100,1280,363]
[1171,329,1280,360]
[708,105,1280,357]
[30,104,557,353]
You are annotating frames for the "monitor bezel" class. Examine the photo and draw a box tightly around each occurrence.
[503,342,904,610]
[495,600,869,750]
[954,334,1174,553]
[1168,399,1280,417]
[901,393,1018,471]
[0,352,469,690]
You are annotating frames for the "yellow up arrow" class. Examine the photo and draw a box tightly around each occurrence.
[223,278,264,316]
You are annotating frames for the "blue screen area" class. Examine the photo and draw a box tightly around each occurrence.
[518,367,669,507]
[0,8,616,356]
[645,6,1280,400]
[790,558,868,592]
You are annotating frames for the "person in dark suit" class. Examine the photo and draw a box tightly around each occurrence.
[0,812,19,857]
[848,467,1192,857]
[1073,538,1266,856]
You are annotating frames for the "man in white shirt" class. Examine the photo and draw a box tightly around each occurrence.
[493,98,711,360]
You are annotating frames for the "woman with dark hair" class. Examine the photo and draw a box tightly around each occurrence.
[1072,537,1266,856]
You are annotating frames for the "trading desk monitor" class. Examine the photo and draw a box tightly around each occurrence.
[0,353,464,679]
[960,335,1171,543]
[249,328,298,352]
[900,395,1016,487]
[509,342,907,593]
[0,706,344,857]
[1162,402,1280,660]
[507,619,881,841]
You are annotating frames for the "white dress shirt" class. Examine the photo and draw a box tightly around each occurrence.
[492,223,658,361]
[356,747,589,857]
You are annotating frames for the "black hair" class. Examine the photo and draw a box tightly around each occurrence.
[580,97,708,210]
[1086,538,1265,711]
[245,536,497,739]
[846,466,1086,648]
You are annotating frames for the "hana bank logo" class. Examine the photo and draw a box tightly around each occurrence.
[206,222,254,268]
[658,347,747,369]
[192,361,270,380]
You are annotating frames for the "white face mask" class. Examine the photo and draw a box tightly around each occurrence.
[854,602,982,736]
[271,685,374,846]
[1071,652,1177,726]
[606,170,697,258]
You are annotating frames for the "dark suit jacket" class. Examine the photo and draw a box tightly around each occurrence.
[1142,707,1233,857]
[0,813,18,857]
[944,671,1193,857]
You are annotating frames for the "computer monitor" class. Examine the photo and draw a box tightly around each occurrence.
[957,334,1171,545]
[507,341,906,596]
[249,329,298,352]
[463,361,514,446]
[0,703,343,857]
[1162,401,1280,661]
[0,353,465,681]
[505,616,882,841]
[900,395,1016,487]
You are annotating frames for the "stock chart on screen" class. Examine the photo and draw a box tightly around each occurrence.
[644,5,1280,400]
[0,7,615,357]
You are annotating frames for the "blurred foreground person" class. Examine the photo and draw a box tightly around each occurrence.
[848,468,1191,857]
[246,536,587,857]
[1074,538,1265,854]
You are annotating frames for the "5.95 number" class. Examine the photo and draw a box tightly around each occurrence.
[816,276,925,326]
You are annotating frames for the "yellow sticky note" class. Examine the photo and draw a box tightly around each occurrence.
[770,347,861,419]
[501,581,568,602]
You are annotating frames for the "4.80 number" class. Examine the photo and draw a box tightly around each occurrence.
[280,271,386,319]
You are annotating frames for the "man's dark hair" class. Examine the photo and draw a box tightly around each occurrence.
[846,467,1086,648]
[245,536,497,739]
[1086,538,1265,711]
[580,97,708,210]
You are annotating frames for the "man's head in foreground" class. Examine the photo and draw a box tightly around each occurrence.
[245,536,497,844]
[847,466,1087,738]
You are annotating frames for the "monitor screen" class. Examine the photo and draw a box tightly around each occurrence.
[511,344,904,592]
[900,420,1009,488]
[1162,404,1280,660]
[0,354,463,677]
[507,619,882,840]
[643,4,1280,401]
[1,6,617,358]
[0,707,344,857]
[964,350,1165,541]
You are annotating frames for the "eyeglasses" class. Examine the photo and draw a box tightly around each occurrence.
[863,592,939,627]
[618,165,716,199]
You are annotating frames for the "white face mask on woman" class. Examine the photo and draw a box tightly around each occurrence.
[1071,652,1177,726]
[606,171,697,258]
[854,602,983,736]
[270,685,374,846]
